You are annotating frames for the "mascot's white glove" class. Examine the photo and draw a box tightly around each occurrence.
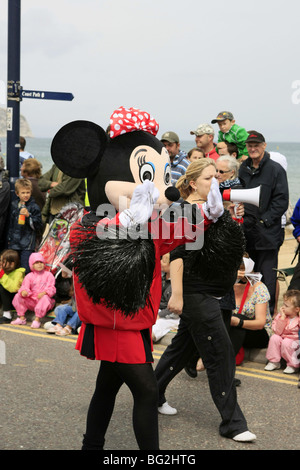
[119,180,160,228]
[202,177,224,223]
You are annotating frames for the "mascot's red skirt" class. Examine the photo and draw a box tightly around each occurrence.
[76,323,154,363]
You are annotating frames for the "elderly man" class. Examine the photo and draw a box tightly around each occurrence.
[239,131,289,316]
[190,123,219,161]
[160,131,189,185]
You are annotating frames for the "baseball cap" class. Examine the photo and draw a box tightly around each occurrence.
[245,131,265,143]
[211,111,234,123]
[190,124,214,136]
[160,131,179,143]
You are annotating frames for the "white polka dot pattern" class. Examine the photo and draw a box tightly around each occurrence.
[109,106,159,138]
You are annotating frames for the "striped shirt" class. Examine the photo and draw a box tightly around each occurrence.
[171,151,190,185]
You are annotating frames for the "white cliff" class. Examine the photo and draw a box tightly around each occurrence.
[0,106,33,138]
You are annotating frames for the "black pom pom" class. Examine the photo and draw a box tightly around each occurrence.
[186,210,246,282]
[165,186,180,202]
[71,224,156,317]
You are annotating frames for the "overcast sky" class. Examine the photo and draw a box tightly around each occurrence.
[1,0,300,141]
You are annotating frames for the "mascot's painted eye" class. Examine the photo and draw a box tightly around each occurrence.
[139,157,155,182]
[164,163,171,185]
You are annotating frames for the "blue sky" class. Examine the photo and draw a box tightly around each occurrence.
[1,0,300,141]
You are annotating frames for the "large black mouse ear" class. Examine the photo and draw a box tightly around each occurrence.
[51,120,108,178]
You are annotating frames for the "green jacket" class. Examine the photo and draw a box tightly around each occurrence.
[38,164,86,223]
[0,267,25,293]
[218,124,249,158]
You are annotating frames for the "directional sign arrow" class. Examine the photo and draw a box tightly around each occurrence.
[21,89,74,101]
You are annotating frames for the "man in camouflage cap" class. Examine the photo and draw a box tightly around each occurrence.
[190,123,219,161]
[160,131,190,185]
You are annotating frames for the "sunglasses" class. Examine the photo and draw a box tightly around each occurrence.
[216,169,231,174]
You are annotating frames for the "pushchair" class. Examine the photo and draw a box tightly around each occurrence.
[38,202,84,302]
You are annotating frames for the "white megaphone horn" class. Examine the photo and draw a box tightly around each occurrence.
[222,185,261,207]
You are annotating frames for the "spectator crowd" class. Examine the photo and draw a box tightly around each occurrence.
[0,111,299,393]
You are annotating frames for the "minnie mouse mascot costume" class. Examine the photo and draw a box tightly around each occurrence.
[50,107,225,450]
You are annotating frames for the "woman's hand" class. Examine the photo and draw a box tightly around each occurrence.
[229,202,244,219]
[167,293,183,316]
[230,315,241,327]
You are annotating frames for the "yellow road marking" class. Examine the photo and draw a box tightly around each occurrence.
[0,325,169,354]
[239,365,298,380]
[236,366,298,385]
[0,325,76,343]
[2,326,299,386]
[236,370,297,385]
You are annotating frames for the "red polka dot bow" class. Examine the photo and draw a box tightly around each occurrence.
[109,106,159,138]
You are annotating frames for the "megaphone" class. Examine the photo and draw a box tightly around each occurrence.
[222,185,261,208]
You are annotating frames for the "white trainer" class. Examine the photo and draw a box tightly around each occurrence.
[233,431,257,442]
[43,321,54,330]
[283,366,298,374]
[158,402,177,415]
[264,362,281,371]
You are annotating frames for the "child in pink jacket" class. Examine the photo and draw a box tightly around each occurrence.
[11,252,56,328]
[265,289,300,374]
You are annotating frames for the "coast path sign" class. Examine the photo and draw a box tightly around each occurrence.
[21,89,74,101]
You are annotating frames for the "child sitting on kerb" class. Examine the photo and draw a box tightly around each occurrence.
[265,289,300,374]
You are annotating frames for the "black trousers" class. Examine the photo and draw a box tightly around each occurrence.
[82,361,159,450]
[0,285,15,311]
[288,254,300,291]
[155,293,249,438]
[229,316,270,355]
[247,248,278,316]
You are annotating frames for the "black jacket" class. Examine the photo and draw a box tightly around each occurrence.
[239,152,289,250]
[8,197,43,251]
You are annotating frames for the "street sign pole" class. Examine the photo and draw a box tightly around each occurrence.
[5,1,74,197]
[6,0,21,193]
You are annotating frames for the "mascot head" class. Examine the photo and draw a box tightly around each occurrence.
[51,106,179,212]
[50,106,180,316]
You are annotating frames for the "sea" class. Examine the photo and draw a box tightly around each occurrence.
[1,137,299,207]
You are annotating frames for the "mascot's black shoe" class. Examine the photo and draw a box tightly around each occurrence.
[184,366,197,378]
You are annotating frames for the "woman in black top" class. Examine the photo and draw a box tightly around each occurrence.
[155,159,256,442]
